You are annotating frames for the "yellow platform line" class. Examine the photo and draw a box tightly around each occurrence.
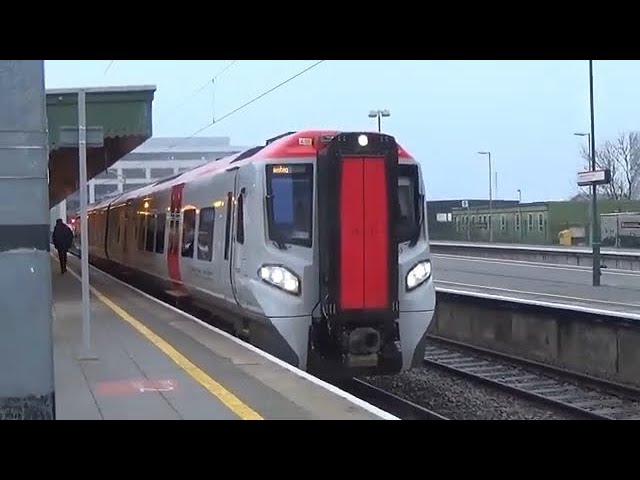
[57,256,263,420]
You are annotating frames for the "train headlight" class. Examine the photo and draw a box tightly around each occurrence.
[258,265,301,295]
[406,260,432,291]
[357,134,368,147]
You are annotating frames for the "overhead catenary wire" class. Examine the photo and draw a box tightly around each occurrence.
[167,60,326,151]
[104,60,115,74]
[161,60,238,119]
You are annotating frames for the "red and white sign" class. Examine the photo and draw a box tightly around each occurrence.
[577,169,611,186]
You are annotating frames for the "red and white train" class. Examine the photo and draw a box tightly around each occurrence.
[82,130,436,377]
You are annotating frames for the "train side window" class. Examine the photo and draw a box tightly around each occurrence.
[145,214,156,252]
[155,213,166,253]
[397,164,420,243]
[197,207,215,261]
[182,208,196,258]
[236,189,245,245]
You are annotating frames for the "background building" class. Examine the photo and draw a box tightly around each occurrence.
[448,199,640,245]
[51,136,250,227]
[427,199,520,240]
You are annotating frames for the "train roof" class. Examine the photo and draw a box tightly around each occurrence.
[89,130,416,210]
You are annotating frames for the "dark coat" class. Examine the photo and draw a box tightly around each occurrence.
[52,222,74,251]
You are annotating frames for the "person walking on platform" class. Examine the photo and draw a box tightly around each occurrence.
[52,218,74,274]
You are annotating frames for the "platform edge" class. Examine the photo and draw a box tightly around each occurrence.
[72,257,399,420]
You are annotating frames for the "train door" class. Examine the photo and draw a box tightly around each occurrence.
[221,166,242,306]
[229,167,250,309]
[167,183,185,289]
[210,168,237,305]
[122,201,134,259]
[316,133,399,321]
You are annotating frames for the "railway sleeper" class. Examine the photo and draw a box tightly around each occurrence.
[479,370,532,380]
[496,375,544,384]
[427,353,466,362]
[442,359,489,368]
[569,398,627,409]
[464,365,511,374]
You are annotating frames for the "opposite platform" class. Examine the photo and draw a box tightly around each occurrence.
[52,254,394,420]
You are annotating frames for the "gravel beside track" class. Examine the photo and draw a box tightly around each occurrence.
[363,368,583,420]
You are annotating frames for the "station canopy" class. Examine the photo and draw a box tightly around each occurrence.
[47,85,156,206]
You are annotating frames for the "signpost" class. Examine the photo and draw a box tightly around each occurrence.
[585,60,602,287]
[576,165,610,287]
[578,165,611,287]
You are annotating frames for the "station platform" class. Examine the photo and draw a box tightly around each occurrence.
[51,253,394,420]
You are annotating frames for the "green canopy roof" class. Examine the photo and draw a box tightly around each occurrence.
[47,85,156,206]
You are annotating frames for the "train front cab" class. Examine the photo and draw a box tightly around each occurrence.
[310,132,435,378]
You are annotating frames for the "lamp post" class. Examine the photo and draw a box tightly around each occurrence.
[368,109,390,133]
[478,151,493,242]
[573,132,591,158]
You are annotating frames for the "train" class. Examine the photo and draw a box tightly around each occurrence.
[79,130,436,378]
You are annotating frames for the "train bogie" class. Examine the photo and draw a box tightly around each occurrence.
[84,130,436,379]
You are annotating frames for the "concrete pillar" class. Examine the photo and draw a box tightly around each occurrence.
[0,60,55,420]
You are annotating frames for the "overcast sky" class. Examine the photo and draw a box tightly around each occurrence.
[44,60,640,202]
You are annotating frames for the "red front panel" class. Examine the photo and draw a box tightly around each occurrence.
[338,156,390,311]
[339,158,365,310]
[363,158,389,309]
[167,184,184,287]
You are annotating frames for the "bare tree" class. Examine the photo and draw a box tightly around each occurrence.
[568,191,589,202]
[579,131,640,200]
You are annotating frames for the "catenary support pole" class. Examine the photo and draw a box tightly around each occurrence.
[77,89,96,359]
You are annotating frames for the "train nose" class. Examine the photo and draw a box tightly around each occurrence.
[347,327,381,355]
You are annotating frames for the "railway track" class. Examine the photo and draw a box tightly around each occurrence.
[339,378,448,420]
[424,336,640,420]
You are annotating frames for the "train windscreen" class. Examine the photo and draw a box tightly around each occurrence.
[266,163,313,247]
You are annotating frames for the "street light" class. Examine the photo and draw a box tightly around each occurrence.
[478,151,493,242]
[573,132,591,158]
[368,109,390,133]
